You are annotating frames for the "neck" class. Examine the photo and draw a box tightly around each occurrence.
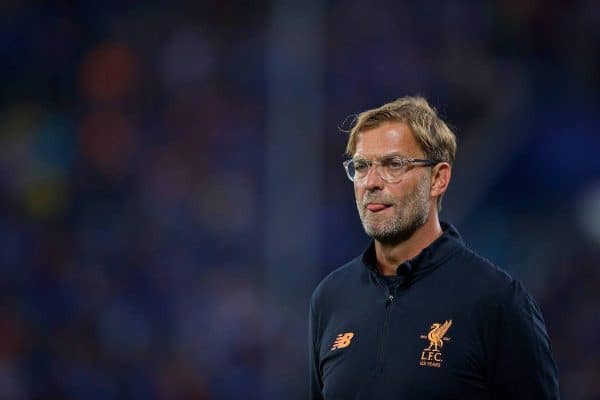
[374,212,443,276]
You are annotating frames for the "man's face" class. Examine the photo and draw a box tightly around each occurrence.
[353,122,433,244]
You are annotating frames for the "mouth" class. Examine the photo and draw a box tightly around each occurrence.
[365,203,392,212]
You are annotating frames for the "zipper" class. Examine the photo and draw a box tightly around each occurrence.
[374,285,396,376]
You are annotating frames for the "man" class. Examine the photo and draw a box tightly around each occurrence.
[308,96,560,399]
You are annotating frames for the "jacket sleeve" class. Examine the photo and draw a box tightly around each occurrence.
[308,298,324,400]
[486,280,560,399]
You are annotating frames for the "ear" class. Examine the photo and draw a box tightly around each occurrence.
[430,162,451,199]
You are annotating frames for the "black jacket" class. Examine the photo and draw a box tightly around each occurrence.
[309,223,559,399]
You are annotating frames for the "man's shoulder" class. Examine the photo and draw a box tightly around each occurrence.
[310,256,364,306]
[451,244,534,307]
[457,245,512,283]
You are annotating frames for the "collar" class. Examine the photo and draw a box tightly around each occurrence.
[361,222,464,282]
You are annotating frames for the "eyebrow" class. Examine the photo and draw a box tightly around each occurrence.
[353,152,409,160]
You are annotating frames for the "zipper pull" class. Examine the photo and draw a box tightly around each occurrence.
[387,294,394,302]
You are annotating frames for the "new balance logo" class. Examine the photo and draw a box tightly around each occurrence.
[331,332,354,351]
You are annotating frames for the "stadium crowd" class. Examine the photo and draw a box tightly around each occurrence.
[0,1,598,399]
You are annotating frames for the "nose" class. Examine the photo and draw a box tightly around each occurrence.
[362,163,385,191]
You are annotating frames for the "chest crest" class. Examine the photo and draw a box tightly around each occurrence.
[419,320,452,368]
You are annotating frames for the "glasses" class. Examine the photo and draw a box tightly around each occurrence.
[343,156,439,183]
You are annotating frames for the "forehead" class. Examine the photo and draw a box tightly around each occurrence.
[354,121,424,158]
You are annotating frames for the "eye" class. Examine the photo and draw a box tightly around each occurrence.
[384,158,405,170]
[353,160,369,172]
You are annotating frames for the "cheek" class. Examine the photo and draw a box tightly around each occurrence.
[354,184,365,200]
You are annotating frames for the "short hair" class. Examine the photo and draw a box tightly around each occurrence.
[345,96,457,211]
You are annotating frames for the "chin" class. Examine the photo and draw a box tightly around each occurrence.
[364,226,397,241]
[365,220,424,244]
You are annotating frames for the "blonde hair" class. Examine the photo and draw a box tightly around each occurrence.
[345,96,457,210]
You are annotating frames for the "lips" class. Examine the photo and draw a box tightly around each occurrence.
[366,203,391,212]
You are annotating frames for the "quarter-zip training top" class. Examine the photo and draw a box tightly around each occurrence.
[309,223,560,399]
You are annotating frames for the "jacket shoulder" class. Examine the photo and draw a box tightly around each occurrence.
[452,245,541,313]
[310,256,363,309]
[453,244,515,291]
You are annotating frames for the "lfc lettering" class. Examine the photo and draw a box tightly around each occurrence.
[420,350,443,367]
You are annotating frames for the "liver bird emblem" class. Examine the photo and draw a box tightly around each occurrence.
[421,320,452,352]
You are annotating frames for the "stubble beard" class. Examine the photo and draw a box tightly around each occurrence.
[357,177,431,245]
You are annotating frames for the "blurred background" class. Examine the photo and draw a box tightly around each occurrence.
[0,1,599,399]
